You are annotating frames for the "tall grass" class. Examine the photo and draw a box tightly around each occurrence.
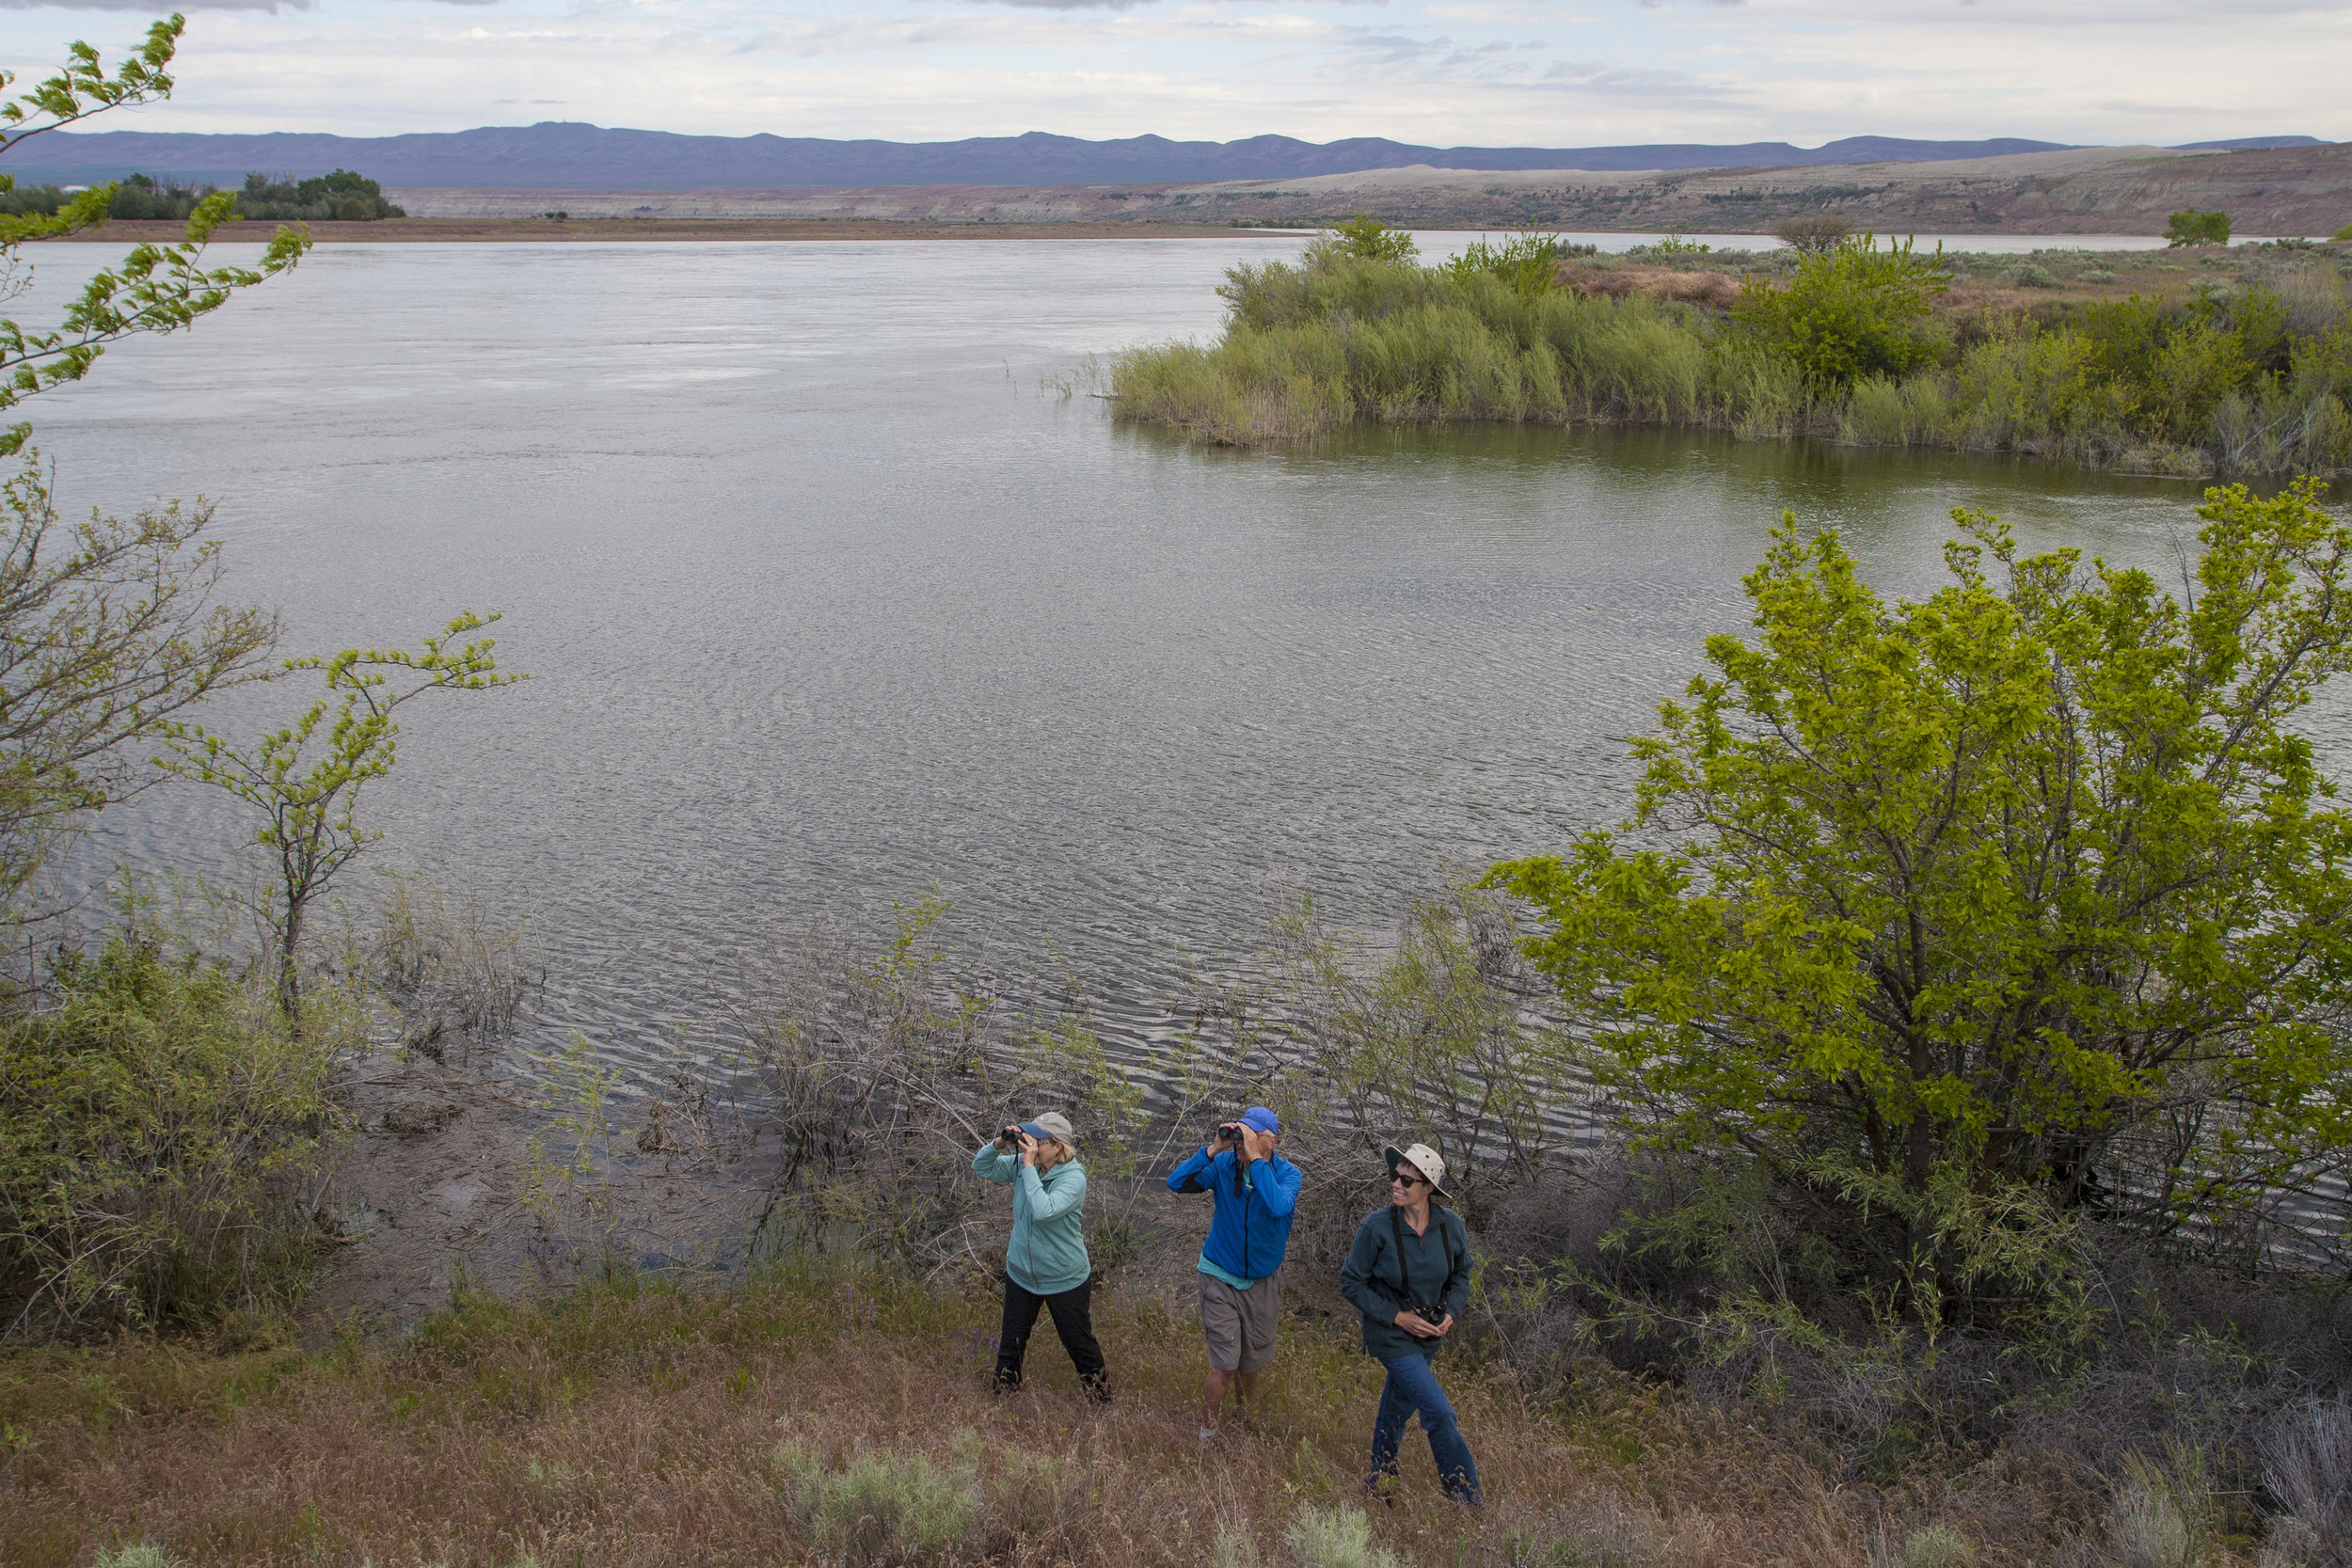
[1113,251,2352,476]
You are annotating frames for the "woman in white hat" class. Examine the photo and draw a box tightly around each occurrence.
[972,1110,1109,1400]
[1338,1140,1480,1504]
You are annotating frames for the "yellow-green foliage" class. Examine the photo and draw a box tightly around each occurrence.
[0,939,352,1333]
[1724,235,1949,388]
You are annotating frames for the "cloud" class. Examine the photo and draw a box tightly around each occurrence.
[8,0,2338,150]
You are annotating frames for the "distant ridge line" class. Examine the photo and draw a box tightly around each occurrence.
[5,125,2330,190]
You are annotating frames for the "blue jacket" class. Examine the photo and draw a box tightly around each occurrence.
[1167,1145,1302,1282]
[973,1143,1091,1294]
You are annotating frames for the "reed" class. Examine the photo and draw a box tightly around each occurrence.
[1111,251,2352,477]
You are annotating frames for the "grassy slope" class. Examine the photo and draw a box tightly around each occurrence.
[0,1260,2128,1568]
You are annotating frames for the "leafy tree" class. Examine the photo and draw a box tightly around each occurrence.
[103,171,215,223]
[0,15,309,458]
[0,16,306,919]
[1312,214,1418,265]
[1441,230,1593,298]
[161,616,525,1013]
[236,168,403,223]
[0,466,276,912]
[1773,214,1854,254]
[1726,233,1948,389]
[2166,210,2233,248]
[1490,482,2352,1329]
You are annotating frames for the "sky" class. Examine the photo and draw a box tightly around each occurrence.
[0,0,2344,149]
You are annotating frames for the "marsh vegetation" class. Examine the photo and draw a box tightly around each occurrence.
[1112,224,2352,477]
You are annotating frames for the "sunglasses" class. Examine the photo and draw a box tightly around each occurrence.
[1390,1169,1429,1188]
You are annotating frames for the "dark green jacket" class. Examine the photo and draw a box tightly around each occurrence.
[1339,1203,1470,1361]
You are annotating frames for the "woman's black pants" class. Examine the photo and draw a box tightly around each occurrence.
[995,1275,1109,1400]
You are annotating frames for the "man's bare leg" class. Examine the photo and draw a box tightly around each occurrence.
[1201,1368,1265,1431]
[1201,1367,1233,1431]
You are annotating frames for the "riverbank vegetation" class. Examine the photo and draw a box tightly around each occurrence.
[0,16,513,1345]
[1112,222,2352,477]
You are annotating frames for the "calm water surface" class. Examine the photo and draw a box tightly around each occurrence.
[22,238,2223,1083]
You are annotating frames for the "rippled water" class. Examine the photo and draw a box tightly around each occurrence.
[19,237,2230,1083]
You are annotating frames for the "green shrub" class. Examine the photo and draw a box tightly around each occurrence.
[779,1441,976,1566]
[1311,215,1417,265]
[92,1549,177,1568]
[1725,234,1949,388]
[0,938,352,1332]
[1285,1505,1403,1568]
[2080,268,2117,283]
[1442,231,1592,298]
[2007,262,2058,288]
[2166,209,2233,247]
[1889,1525,1974,1568]
[2334,222,2352,243]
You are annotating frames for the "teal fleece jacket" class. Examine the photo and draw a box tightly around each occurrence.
[1339,1203,1471,1361]
[973,1143,1091,1294]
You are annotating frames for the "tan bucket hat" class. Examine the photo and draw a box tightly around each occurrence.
[1382,1141,1451,1200]
[1027,1111,1076,1146]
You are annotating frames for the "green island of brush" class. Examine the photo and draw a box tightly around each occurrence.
[1112,219,2352,478]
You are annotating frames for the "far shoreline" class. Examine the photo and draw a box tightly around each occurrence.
[38,216,1309,244]
[35,215,2179,245]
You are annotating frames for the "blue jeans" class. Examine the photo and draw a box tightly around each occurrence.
[1368,1350,1481,1503]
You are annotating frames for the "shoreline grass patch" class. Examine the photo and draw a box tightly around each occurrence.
[1111,227,2352,477]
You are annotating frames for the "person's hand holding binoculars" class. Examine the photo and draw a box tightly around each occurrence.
[1206,1121,1275,1163]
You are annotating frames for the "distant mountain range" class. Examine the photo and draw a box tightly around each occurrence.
[3,126,2329,191]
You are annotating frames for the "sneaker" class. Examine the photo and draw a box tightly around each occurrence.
[1199,1426,1218,1442]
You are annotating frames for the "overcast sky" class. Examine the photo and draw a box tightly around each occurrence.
[0,0,2344,148]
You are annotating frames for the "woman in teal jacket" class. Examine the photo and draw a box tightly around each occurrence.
[972,1111,1108,1399]
[1339,1141,1478,1504]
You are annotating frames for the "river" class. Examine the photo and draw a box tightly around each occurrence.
[17,235,2233,1088]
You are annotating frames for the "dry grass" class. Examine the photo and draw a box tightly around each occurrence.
[0,1259,2212,1568]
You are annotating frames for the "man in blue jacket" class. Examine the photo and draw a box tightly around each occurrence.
[1166,1105,1302,1438]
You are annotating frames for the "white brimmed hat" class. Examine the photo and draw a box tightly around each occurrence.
[1382,1141,1451,1200]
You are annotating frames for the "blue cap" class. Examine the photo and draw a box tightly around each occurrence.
[1015,1120,1050,1140]
[1239,1106,1280,1134]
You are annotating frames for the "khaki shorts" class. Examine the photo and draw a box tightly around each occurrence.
[1199,1269,1282,1374]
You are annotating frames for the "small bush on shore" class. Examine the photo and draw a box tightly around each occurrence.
[0,936,356,1334]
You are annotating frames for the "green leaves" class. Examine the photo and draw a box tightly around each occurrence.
[0,191,309,455]
[1492,481,2352,1321]
[1726,234,1949,390]
[0,14,182,154]
[161,614,526,1011]
[2164,210,2233,248]
[0,19,312,456]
